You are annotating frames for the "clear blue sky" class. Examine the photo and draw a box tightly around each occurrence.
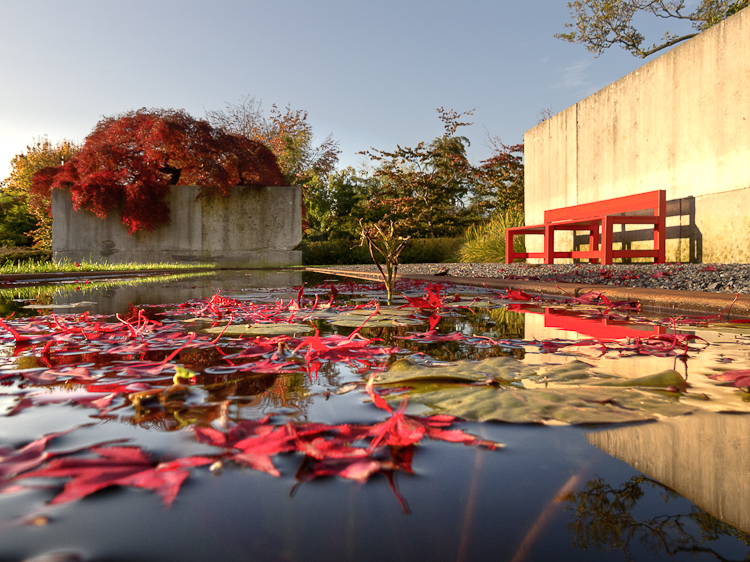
[0,0,696,180]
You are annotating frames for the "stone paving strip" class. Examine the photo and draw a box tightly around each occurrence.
[306,263,750,318]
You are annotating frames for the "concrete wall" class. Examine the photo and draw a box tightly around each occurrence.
[524,8,750,263]
[52,185,302,267]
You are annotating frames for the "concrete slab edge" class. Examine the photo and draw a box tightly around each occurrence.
[305,267,750,319]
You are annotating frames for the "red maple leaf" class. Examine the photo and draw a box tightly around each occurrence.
[395,330,463,343]
[709,369,750,389]
[0,429,75,479]
[21,446,213,507]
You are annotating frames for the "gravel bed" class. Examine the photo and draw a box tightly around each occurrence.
[322,262,750,294]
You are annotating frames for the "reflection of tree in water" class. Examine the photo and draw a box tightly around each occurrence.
[484,307,525,340]
[351,309,525,363]
[566,475,750,561]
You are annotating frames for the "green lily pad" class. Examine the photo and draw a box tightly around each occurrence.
[331,318,425,328]
[449,300,498,308]
[329,309,425,328]
[372,358,696,424]
[203,323,314,336]
[345,307,416,316]
[533,360,613,383]
[374,356,537,385]
[593,370,686,388]
[398,386,695,425]
[281,310,337,320]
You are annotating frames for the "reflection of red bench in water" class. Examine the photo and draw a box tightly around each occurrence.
[542,308,666,340]
[506,190,666,264]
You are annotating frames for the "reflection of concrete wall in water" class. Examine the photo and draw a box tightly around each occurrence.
[523,8,749,263]
[587,413,750,534]
[54,270,303,316]
[52,185,302,268]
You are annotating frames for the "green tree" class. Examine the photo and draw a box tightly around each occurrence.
[1,137,80,248]
[360,108,475,238]
[304,166,380,240]
[471,138,524,217]
[0,192,36,246]
[206,96,341,231]
[557,0,749,58]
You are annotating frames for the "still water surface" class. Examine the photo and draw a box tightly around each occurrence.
[0,269,749,562]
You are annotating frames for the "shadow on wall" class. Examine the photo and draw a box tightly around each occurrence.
[573,196,702,263]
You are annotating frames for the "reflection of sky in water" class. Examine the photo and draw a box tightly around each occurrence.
[0,271,748,561]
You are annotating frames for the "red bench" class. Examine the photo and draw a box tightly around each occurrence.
[505,190,666,265]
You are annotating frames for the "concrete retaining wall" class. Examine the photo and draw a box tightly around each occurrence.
[52,185,302,267]
[524,8,750,263]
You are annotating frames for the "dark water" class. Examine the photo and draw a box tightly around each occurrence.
[0,270,748,562]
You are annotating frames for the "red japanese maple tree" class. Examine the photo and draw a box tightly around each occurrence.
[31,108,287,233]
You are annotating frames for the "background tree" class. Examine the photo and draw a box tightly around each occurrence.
[304,166,381,240]
[0,138,80,248]
[557,0,749,58]
[32,108,286,235]
[360,108,475,238]
[471,139,524,217]
[206,96,341,231]
[0,192,37,247]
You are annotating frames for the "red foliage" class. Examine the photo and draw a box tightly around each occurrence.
[31,108,287,233]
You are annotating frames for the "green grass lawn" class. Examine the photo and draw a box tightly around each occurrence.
[0,257,215,275]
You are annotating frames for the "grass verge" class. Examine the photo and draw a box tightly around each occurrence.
[0,256,215,275]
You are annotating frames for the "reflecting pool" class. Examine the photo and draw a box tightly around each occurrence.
[1,269,749,562]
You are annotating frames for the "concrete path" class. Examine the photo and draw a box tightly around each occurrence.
[306,267,750,319]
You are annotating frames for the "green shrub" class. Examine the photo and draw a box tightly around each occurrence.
[0,246,52,265]
[400,237,463,264]
[458,209,525,263]
[301,237,464,266]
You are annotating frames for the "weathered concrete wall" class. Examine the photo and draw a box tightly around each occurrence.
[52,185,302,267]
[524,8,750,263]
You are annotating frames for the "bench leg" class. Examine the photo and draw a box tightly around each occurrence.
[655,190,666,263]
[505,231,515,264]
[588,220,600,264]
[544,225,555,264]
[601,216,614,265]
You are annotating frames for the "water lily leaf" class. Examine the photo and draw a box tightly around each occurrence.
[374,356,538,385]
[450,299,498,308]
[296,311,338,320]
[329,311,425,328]
[203,324,314,336]
[397,386,695,425]
[593,370,686,388]
[531,360,616,383]
[345,308,416,317]
[331,318,425,328]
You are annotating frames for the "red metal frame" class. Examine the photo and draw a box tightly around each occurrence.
[542,308,666,340]
[506,190,666,265]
